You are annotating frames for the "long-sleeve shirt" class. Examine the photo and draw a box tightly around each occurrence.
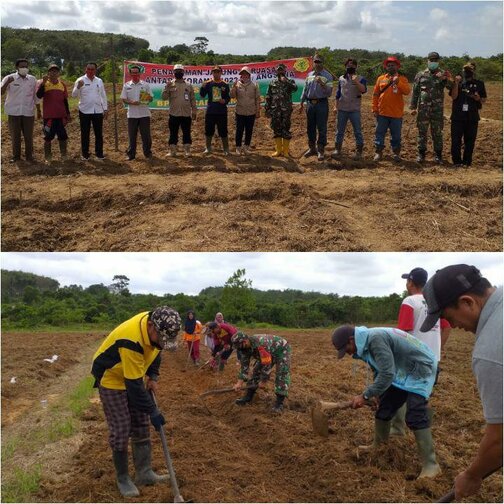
[91,311,161,414]
[301,69,333,102]
[213,322,237,347]
[264,78,297,115]
[1,72,39,116]
[199,80,230,115]
[36,79,70,119]
[230,80,260,116]
[372,73,410,118]
[410,68,453,113]
[161,80,197,117]
[72,74,108,114]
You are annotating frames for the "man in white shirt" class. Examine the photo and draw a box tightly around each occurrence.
[120,64,153,161]
[391,267,451,436]
[72,62,108,161]
[1,58,40,163]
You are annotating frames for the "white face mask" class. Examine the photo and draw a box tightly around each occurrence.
[18,68,29,77]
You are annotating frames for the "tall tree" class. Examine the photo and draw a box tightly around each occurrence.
[109,275,130,296]
[220,269,256,323]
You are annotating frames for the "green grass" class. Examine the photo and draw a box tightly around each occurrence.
[1,436,20,461]
[1,465,42,503]
[68,376,96,416]
[47,418,75,442]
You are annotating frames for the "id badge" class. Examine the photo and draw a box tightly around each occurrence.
[462,103,469,112]
[184,92,189,101]
[393,86,398,94]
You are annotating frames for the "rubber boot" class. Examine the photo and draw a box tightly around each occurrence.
[416,151,426,163]
[358,418,390,453]
[317,145,325,161]
[235,387,256,406]
[59,140,68,161]
[390,403,407,436]
[282,138,291,157]
[112,450,140,497]
[414,428,441,479]
[373,146,383,162]
[392,147,401,162]
[271,137,283,157]
[221,137,229,156]
[203,136,212,154]
[434,151,443,164]
[167,145,177,157]
[303,141,317,158]
[132,440,169,486]
[44,142,52,164]
[352,144,363,161]
[331,142,343,159]
[272,394,285,413]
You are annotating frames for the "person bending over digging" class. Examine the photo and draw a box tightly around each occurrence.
[206,320,237,371]
[91,306,181,498]
[332,324,440,479]
[231,332,291,413]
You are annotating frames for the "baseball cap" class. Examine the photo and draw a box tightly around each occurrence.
[331,325,355,359]
[275,63,287,72]
[401,267,428,286]
[463,62,476,71]
[150,306,181,342]
[383,56,401,68]
[314,55,323,63]
[428,51,440,60]
[48,64,60,71]
[174,64,184,71]
[420,264,484,332]
[211,65,223,72]
[239,66,251,75]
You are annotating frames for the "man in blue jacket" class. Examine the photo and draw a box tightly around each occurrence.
[332,325,440,479]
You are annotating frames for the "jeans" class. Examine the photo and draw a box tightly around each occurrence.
[374,115,403,150]
[235,114,256,146]
[306,99,329,147]
[335,110,363,146]
[79,111,104,158]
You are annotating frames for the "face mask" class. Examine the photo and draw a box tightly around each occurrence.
[18,68,29,77]
[463,70,473,79]
[86,69,96,78]
[174,72,184,79]
[240,74,250,82]
[346,67,356,75]
[131,75,140,83]
[428,61,439,71]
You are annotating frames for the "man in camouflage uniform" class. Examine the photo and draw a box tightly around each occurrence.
[231,332,291,413]
[410,51,454,164]
[264,63,298,158]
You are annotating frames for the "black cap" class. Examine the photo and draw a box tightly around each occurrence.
[331,325,354,359]
[428,51,440,60]
[420,264,483,332]
[401,267,428,286]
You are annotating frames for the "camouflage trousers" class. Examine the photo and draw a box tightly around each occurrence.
[416,111,444,153]
[248,347,291,397]
[270,110,293,139]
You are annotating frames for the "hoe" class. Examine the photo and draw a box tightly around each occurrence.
[311,400,354,437]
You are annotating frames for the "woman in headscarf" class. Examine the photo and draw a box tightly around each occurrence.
[182,310,201,366]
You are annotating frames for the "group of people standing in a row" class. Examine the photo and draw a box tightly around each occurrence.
[89,263,501,501]
[2,52,487,166]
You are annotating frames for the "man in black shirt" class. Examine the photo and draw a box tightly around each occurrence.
[449,62,487,166]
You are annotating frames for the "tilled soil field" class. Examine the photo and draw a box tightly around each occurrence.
[1,83,502,252]
[2,328,502,502]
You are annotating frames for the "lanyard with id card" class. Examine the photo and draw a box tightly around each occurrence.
[462,103,469,112]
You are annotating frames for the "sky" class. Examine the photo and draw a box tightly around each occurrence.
[1,1,502,57]
[1,252,502,297]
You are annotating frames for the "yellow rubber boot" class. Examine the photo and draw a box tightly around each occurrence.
[271,137,283,157]
[282,138,291,157]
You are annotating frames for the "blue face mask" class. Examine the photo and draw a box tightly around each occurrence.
[428,61,439,71]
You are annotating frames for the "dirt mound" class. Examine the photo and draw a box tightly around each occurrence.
[2,329,502,502]
[2,84,502,252]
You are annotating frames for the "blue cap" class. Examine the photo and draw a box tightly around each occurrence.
[401,267,428,286]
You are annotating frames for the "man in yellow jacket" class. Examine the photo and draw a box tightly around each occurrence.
[91,306,181,498]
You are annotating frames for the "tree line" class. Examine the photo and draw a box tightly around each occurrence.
[1,269,403,331]
[1,28,502,83]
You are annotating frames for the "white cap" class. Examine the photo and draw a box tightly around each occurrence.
[174,64,184,71]
[239,66,251,75]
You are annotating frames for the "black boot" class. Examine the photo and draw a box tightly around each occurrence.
[392,147,401,162]
[317,145,325,162]
[416,151,426,163]
[331,142,343,159]
[59,139,68,161]
[303,141,317,158]
[44,142,52,164]
[112,450,140,497]
[434,151,443,164]
[235,387,256,406]
[132,440,169,486]
[272,394,285,413]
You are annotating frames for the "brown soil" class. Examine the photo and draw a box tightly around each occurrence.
[2,329,502,502]
[1,84,502,252]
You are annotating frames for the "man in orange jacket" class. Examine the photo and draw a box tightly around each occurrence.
[372,56,411,162]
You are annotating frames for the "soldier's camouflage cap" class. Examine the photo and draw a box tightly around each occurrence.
[231,331,250,347]
[427,51,440,60]
[150,306,181,341]
[275,63,287,72]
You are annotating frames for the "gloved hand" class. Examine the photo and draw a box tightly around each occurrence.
[150,410,166,431]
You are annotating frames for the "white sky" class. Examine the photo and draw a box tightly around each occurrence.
[1,252,502,296]
[1,1,502,57]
